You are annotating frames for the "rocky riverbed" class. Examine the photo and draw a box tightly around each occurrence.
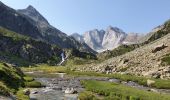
[23,72,170,100]
[28,72,110,100]
[28,72,82,100]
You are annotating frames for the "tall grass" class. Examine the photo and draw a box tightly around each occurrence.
[81,80,170,100]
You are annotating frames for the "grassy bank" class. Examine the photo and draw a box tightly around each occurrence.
[0,63,43,99]
[21,64,67,73]
[80,80,170,100]
[67,71,170,89]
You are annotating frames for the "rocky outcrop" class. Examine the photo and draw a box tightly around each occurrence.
[152,44,168,53]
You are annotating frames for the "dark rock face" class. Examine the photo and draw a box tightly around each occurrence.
[0,27,62,65]
[0,2,93,53]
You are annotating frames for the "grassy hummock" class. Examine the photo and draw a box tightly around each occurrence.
[24,81,43,88]
[16,88,29,100]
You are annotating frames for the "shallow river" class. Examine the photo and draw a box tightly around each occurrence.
[28,72,82,100]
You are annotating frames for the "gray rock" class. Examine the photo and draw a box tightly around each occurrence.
[109,79,121,83]
[31,91,38,94]
[23,89,30,95]
[147,79,155,87]
[64,88,77,94]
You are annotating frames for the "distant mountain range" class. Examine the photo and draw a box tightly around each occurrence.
[71,26,143,52]
[0,1,165,55]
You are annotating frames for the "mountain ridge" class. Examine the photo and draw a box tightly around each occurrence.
[0,2,94,53]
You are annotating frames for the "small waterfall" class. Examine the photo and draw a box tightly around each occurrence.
[57,52,65,65]
[61,52,65,61]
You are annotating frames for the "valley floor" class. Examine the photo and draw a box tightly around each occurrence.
[21,65,170,100]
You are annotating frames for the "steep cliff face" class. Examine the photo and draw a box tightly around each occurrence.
[101,26,126,51]
[71,26,127,52]
[83,29,105,52]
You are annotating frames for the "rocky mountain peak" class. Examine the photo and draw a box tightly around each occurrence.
[72,33,80,36]
[106,26,125,34]
[71,33,84,43]
[26,5,36,11]
[18,5,49,25]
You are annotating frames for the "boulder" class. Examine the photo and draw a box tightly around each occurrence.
[121,81,127,84]
[64,88,77,94]
[149,89,159,93]
[147,79,155,87]
[152,44,167,53]
[143,70,160,78]
[31,90,38,94]
[109,79,121,83]
[23,89,30,96]
[163,67,170,72]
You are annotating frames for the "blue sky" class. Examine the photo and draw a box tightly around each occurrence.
[1,0,170,35]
